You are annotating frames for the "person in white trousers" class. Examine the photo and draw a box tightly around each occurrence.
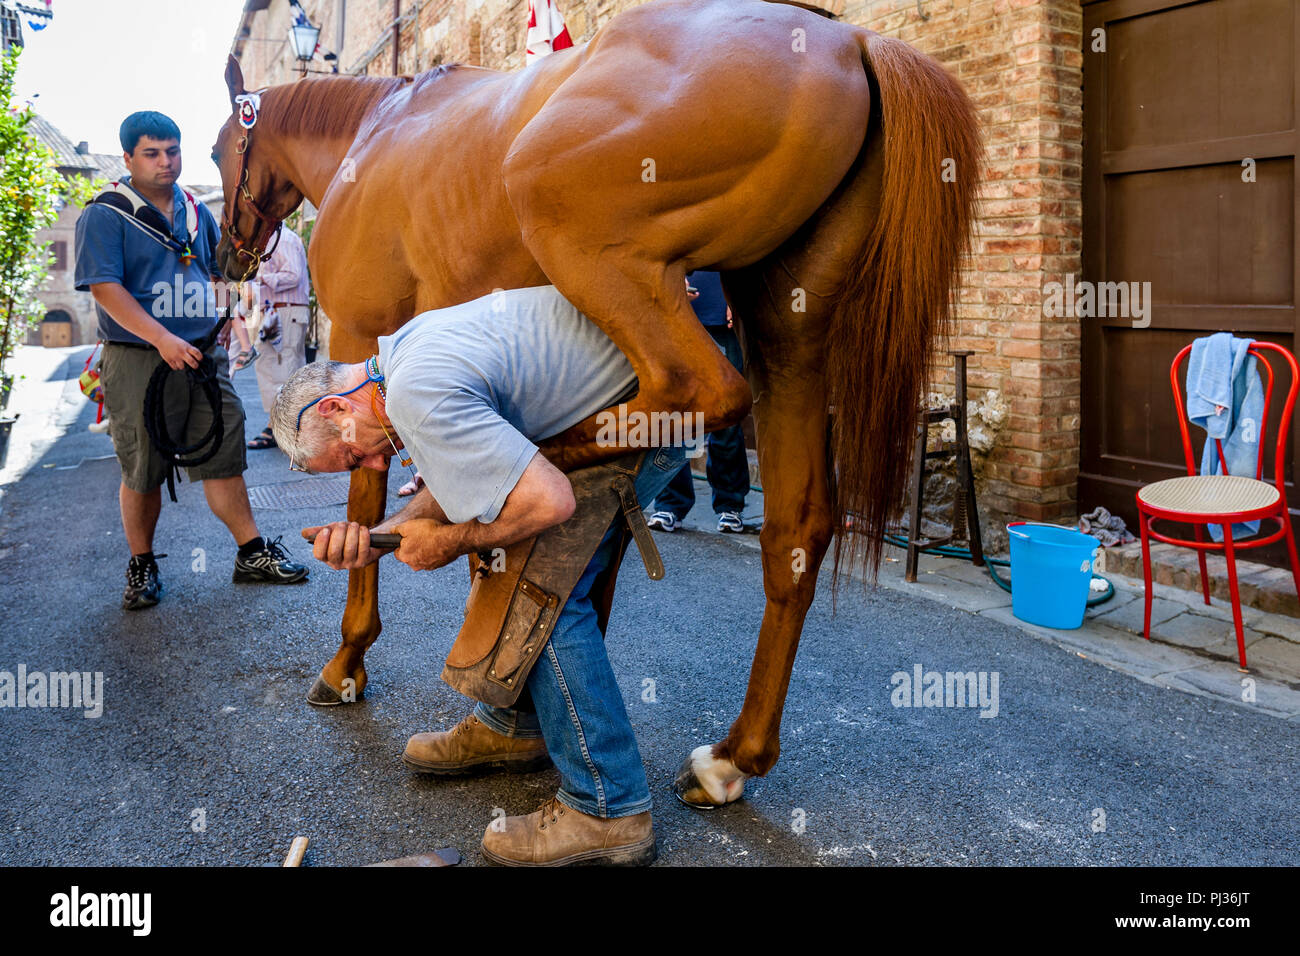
[245,226,310,450]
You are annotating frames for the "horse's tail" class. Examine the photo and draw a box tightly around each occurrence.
[827,32,982,582]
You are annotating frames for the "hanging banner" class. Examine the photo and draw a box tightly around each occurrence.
[525,0,573,66]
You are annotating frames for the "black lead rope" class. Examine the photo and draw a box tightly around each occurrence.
[142,320,227,503]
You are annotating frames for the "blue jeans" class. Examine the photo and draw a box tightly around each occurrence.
[475,445,687,818]
[652,326,749,519]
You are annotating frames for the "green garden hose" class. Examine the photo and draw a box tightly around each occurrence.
[882,532,1116,607]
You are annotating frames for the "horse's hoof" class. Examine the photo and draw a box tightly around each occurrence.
[307,668,367,707]
[672,746,745,809]
[672,767,722,809]
[306,675,344,706]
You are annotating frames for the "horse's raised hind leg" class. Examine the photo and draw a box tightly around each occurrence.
[521,250,753,474]
[671,296,834,806]
[306,330,389,706]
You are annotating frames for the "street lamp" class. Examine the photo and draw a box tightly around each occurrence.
[288,6,321,76]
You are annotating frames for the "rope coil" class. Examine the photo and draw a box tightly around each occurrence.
[141,323,228,502]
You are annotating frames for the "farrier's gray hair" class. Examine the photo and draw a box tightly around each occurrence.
[270,360,355,471]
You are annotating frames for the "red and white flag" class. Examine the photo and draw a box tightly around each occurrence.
[525,0,574,65]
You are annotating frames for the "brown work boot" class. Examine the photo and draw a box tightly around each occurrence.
[402,712,552,776]
[481,796,656,867]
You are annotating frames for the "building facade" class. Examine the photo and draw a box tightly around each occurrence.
[1,1,54,53]
[25,116,126,348]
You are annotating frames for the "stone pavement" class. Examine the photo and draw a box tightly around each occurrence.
[670,474,1300,722]
[0,343,95,490]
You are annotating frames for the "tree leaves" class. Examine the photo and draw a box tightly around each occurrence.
[0,44,99,379]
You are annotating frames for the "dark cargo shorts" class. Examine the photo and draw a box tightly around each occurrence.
[99,342,248,494]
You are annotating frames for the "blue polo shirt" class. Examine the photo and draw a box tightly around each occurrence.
[74,177,223,345]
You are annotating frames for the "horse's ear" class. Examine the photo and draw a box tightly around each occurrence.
[225,54,246,111]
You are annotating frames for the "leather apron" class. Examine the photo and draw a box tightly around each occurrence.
[441,451,665,707]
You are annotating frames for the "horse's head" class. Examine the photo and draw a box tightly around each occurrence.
[212,55,304,282]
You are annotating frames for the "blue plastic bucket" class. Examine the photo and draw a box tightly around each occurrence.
[1006,522,1100,629]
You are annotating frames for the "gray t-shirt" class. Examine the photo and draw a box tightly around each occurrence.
[377,286,637,524]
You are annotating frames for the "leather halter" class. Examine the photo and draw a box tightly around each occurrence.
[220,125,284,282]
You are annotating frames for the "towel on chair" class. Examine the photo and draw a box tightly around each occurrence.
[1186,332,1264,540]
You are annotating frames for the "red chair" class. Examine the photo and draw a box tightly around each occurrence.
[1135,341,1300,670]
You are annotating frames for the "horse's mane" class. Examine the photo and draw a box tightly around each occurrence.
[258,67,458,139]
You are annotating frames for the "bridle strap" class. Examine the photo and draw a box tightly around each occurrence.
[221,126,285,281]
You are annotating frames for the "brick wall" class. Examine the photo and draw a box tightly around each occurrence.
[233,0,1086,526]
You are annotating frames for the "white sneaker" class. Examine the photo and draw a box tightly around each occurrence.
[646,511,679,533]
[88,417,110,434]
[717,511,745,533]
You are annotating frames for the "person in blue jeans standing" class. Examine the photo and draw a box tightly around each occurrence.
[646,270,753,534]
[277,286,683,866]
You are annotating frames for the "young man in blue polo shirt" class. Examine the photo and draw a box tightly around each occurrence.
[74,111,307,610]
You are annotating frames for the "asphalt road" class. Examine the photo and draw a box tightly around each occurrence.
[0,348,1297,866]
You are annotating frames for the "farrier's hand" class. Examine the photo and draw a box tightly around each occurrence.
[302,521,388,570]
[156,332,202,371]
[392,519,458,572]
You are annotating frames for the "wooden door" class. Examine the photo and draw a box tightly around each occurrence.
[1080,0,1299,563]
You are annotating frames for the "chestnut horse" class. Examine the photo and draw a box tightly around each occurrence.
[212,0,979,807]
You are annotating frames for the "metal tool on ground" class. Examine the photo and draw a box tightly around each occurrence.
[280,835,461,866]
[367,848,461,867]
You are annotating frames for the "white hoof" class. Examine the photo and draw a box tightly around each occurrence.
[673,744,747,808]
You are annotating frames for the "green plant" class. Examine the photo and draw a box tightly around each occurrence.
[0,45,97,385]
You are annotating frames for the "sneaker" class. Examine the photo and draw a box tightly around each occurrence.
[232,536,309,584]
[122,554,163,610]
[717,511,745,533]
[646,511,679,533]
[481,795,656,867]
[403,711,552,776]
[88,416,111,434]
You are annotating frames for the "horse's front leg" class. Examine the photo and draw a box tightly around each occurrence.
[307,464,389,705]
